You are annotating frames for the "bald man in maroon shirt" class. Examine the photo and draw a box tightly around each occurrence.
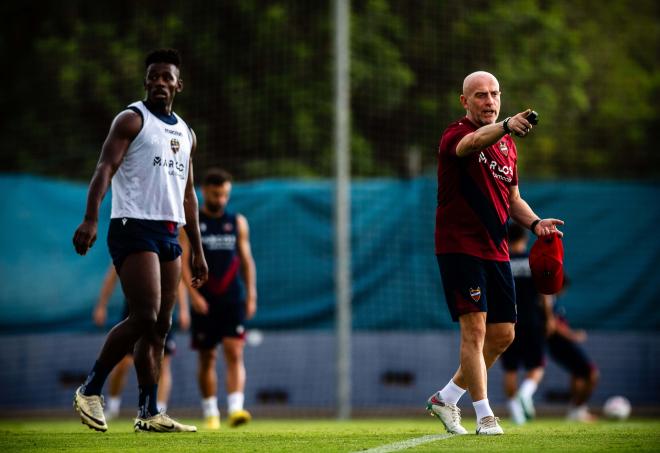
[426,71,564,436]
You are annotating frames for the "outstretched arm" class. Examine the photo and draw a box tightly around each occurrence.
[456,109,534,157]
[72,110,141,255]
[509,186,564,236]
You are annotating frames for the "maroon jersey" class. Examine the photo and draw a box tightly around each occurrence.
[435,116,518,261]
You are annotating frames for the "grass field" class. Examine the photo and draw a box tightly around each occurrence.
[0,417,658,452]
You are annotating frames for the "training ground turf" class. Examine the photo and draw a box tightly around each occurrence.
[0,417,658,452]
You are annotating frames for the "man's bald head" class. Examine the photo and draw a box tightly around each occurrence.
[460,71,502,126]
[462,71,499,97]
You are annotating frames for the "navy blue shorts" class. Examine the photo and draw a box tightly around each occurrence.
[501,325,545,371]
[191,297,246,350]
[547,333,595,378]
[437,253,517,323]
[107,218,182,272]
[120,302,176,355]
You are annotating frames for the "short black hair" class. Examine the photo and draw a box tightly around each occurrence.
[145,49,181,69]
[203,168,232,186]
[507,222,528,243]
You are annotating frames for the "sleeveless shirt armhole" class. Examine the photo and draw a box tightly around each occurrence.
[126,106,144,133]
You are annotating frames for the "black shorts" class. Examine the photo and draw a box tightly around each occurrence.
[501,325,545,371]
[120,302,176,355]
[107,218,182,272]
[437,253,517,323]
[191,298,246,350]
[547,333,595,378]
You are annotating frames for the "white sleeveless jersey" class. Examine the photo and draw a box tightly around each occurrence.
[110,101,193,226]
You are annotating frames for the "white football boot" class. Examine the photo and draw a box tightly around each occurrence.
[476,415,504,435]
[134,411,197,432]
[73,386,108,432]
[426,392,468,435]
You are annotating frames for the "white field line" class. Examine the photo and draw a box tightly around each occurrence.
[355,433,454,453]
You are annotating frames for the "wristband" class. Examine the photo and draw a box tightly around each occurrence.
[530,219,541,235]
[502,117,512,134]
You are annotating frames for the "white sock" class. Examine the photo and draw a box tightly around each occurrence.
[107,396,121,416]
[202,396,220,417]
[507,398,525,423]
[157,401,167,413]
[438,379,466,405]
[473,398,494,421]
[227,392,245,414]
[518,379,538,399]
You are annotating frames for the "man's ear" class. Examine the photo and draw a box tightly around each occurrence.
[177,78,184,93]
[459,94,467,109]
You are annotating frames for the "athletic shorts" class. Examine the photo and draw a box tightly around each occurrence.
[107,218,182,272]
[547,333,595,378]
[120,302,176,355]
[191,297,246,350]
[436,253,517,323]
[501,325,545,371]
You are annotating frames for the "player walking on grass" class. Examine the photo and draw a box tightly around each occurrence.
[427,71,563,435]
[181,168,257,429]
[500,223,553,425]
[72,49,208,433]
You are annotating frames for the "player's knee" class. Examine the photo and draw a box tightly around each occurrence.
[224,347,243,364]
[494,334,514,354]
[461,328,486,350]
[200,350,217,368]
[154,317,172,340]
[128,308,159,330]
[499,328,515,350]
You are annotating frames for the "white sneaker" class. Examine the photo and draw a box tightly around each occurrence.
[426,392,468,435]
[508,398,526,425]
[73,386,107,432]
[476,416,504,435]
[518,392,536,420]
[134,411,197,433]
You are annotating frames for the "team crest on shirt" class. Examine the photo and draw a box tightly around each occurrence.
[223,223,234,232]
[498,140,509,156]
[469,287,482,302]
[170,138,180,153]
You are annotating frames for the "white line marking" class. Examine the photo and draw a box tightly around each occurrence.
[355,434,454,453]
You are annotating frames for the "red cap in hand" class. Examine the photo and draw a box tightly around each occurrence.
[529,232,564,295]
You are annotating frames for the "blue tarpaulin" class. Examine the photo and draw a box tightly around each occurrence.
[1,174,658,332]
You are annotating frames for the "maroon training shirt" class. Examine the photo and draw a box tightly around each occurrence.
[435,116,518,261]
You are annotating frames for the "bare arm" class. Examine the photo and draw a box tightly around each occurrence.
[93,265,118,327]
[456,109,534,157]
[176,277,191,331]
[237,214,257,320]
[180,229,209,315]
[72,110,142,255]
[509,186,564,236]
[181,129,208,288]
